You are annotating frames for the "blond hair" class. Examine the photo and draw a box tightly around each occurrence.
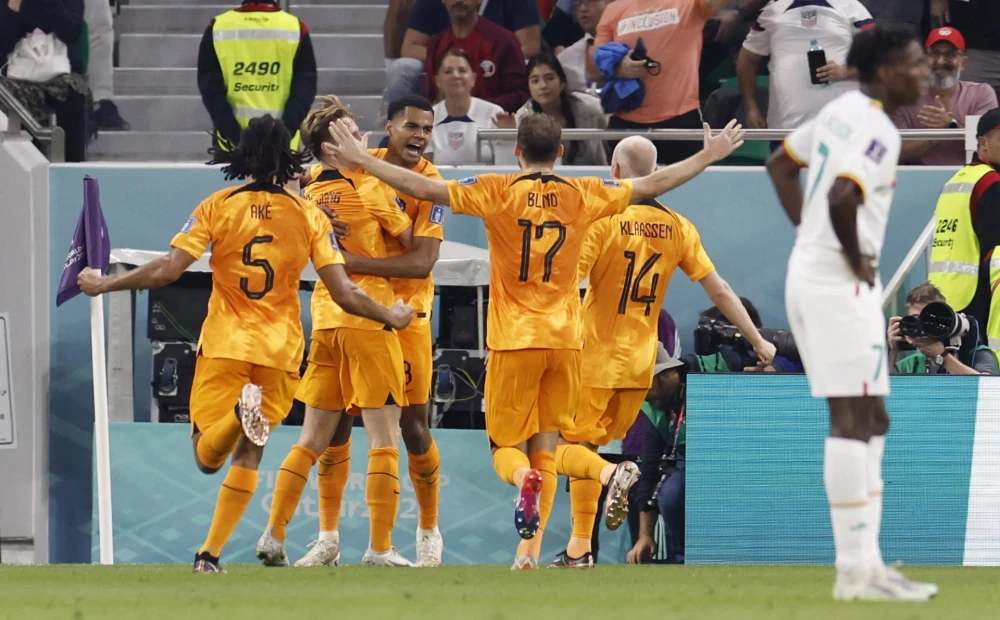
[301,95,357,160]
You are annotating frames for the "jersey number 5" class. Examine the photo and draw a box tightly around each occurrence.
[241,236,275,300]
[518,220,566,283]
[619,251,661,316]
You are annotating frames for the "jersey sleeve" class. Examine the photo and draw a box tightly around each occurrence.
[307,208,346,271]
[593,1,618,47]
[577,217,611,281]
[414,166,446,240]
[170,197,214,259]
[833,129,894,204]
[367,182,414,237]
[677,216,715,282]
[581,178,635,222]
[446,174,506,218]
[848,1,875,30]
[782,117,816,167]
[741,18,771,56]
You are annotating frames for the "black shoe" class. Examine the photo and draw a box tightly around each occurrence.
[548,550,595,568]
[92,100,130,131]
[193,551,226,574]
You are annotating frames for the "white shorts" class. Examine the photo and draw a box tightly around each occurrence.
[786,273,890,398]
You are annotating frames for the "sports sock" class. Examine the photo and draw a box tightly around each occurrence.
[195,412,242,470]
[824,437,870,572]
[408,439,441,530]
[492,447,531,486]
[367,447,401,553]
[318,440,351,534]
[566,477,602,558]
[267,445,318,541]
[867,435,886,568]
[525,450,557,558]
[198,465,258,557]
[555,444,615,484]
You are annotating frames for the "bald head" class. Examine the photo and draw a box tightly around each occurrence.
[611,136,657,180]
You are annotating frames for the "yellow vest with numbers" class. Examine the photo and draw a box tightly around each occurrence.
[211,8,301,149]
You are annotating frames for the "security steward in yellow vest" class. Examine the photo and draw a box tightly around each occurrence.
[929,108,1000,353]
[197,1,317,149]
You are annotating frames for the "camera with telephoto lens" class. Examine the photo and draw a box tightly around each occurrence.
[693,318,801,364]
[898,301,970,340]
[647,452,680,509]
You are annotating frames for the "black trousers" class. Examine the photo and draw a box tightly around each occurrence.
[41,88,88,162]
[607,109,703,166]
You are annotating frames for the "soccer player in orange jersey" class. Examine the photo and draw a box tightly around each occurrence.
[76,116,413,574]
[325,113,746,569]
[257,97,422,568]
[292,95,448,568]
[550,136,777,568]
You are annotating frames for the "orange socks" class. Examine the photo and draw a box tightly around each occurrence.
[492,447,531,486]
[555,444,613,483]
[199,465,258,557]
[195,413,242,470]
[267,445,318,541]
[318,440,351,533]
[408,439,441,530]
[367,447,401,553]
[566,478,602,558]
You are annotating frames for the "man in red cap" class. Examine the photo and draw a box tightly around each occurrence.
[894,27,997,165]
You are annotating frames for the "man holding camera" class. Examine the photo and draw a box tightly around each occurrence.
[888,282,999,375]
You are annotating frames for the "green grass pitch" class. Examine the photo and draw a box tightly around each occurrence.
[0,565,997,619]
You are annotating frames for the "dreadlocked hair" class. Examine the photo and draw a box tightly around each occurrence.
[207,115,310,185]
[300,95,358,161]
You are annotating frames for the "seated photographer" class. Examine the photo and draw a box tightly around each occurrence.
[688,297,804,373]
[628,342,686,565]
[889,282,999,375]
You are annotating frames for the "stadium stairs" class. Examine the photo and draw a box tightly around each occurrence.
[91,0,388,161]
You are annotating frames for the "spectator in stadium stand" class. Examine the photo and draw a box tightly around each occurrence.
[83,0,129,131]
[0,0,88,161]
[423,0,530,113]
[197,0,317,150]
[588,0,734,165]
[557,0,610,94]
[387,0,541,105]
[931,0,1000,102]
[424,48,505,164]
[496,52,608,165]
[737,0,875,135]
[894,28,998,166]
[541,0,584,56]
[859,0,926,35]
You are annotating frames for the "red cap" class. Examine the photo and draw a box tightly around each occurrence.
[925,27,966,52]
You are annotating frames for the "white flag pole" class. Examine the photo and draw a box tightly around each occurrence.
[90,293,114,565]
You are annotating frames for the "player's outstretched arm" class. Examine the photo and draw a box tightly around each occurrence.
[326,119,450,206]
[699,271,776,365]
[765,146,804,227]
[77,248,197,296]
[828,178,875,286]
[317,263,414,329]
[630,121,745,202]
[345,236,441,280]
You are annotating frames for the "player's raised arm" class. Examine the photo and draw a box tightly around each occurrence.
[326,119,450,207]
[78,247,198,295]
[699,271,776,364]
[317,263,414,330]
[629,121,745,202]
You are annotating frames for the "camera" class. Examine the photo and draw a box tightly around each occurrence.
[693,318,801,364]
[899,302,971,340]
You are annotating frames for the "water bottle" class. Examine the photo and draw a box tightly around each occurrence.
[808,39,827,86]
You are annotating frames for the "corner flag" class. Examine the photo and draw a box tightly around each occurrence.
[57,176,110,307]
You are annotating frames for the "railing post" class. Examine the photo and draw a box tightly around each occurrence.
[50,126,65,163]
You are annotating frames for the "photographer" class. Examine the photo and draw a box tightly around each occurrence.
[627,342,686,565]
[690,297,803,373]
[889,282,999,375]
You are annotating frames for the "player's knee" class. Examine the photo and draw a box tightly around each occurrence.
[330,415,354,447]
[400,405,430,448]
[870,399,890,436]
[827,398,873,441]
[231,438,264,469]
[195,459,222,475]
[363,405,402,449]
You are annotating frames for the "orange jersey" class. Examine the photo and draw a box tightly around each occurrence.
[304,168,412,330]
[170,182,344,373]
[578,200,715,388]
[447,173,634,350]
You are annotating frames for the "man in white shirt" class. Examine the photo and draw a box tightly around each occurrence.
[557,0,610,93]
[737,0,874,130]
[767,25,937,602]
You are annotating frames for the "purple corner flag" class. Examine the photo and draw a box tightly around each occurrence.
[56,176,110,307]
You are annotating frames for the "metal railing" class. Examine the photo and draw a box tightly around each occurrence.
[475,127,969,164]
[882,216,936,317]
[0,81,65,163]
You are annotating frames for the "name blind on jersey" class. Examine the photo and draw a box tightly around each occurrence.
[617,8,680,36]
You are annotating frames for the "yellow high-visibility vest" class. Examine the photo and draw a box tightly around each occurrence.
[212,8,302,149]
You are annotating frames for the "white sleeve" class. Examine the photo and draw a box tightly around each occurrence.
[742,19,772,56]
[848,0,875,30]
[833,125,893,203]
[782,117,817,166]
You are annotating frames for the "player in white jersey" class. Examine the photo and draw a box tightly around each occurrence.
[767,25,937,602]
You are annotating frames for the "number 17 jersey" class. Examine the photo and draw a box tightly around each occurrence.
[447,173,634,351]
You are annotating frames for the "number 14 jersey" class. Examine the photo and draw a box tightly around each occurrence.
[171,182,344,373]
[447,172,634,351]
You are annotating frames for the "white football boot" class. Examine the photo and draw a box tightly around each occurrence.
[294,534,341,567]
[415,527,444,567]
[255,529,289,567]
[361,546,415,567]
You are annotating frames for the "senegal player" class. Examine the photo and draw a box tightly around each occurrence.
[325,113,745,569]
[257,97,419,568]
[76,115,414,574]
[550,136,776,568]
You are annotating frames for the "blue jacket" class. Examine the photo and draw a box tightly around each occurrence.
[593,42,645,114]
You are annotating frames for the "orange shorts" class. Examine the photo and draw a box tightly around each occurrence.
[296,328,406,412]
[398,321,433,407]
[561,386,648,447]
[484,349,580,448]
[189,355,299,437]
